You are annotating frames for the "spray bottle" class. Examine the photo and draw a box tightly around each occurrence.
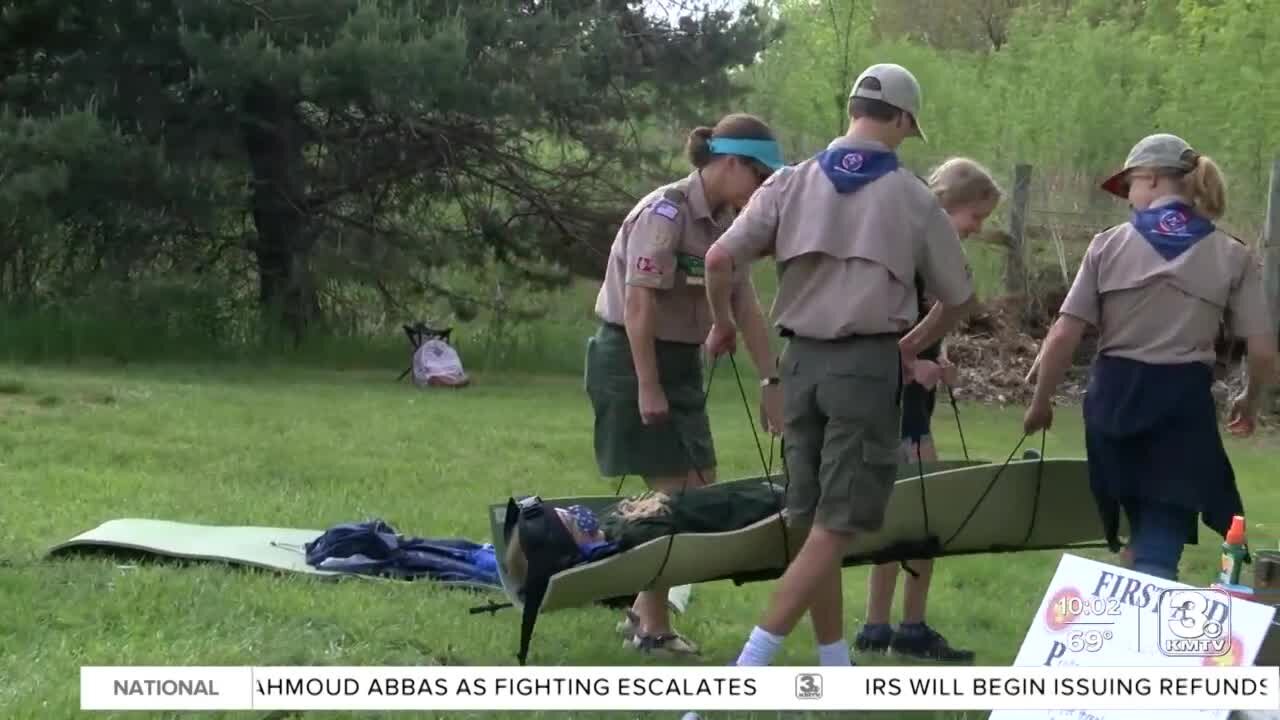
[1218,515,1249,586]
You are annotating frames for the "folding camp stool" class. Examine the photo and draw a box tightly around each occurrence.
[397,322,454,382]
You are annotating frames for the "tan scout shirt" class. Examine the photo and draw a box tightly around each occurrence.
[594,171,750,344]
[712,137,974,340]
[1059,195,1272,366]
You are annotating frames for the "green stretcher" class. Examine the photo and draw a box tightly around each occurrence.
[485,457,1126,664]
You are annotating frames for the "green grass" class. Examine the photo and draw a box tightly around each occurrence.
[2,363,1277,720]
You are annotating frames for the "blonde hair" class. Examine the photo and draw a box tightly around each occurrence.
[613,491,671,521]
[1175,153,1227,220]
[927,157,1002,212]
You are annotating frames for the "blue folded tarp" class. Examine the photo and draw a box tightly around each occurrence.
[304,520,501,587]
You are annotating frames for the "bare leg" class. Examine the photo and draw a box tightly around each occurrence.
[623,470,711,648]
[900,558,935,624]
[759,526,851,636]
[901,436,938,625]
[854,438,921,653]
[883,434,973,662]
[865,562,900,625]
[809,555,845,645]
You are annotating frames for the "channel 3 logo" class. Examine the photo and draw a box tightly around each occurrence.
[1158,588,1231,657]
[795,673,822,699]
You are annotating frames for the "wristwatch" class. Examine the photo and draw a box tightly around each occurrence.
[760,376,780,388]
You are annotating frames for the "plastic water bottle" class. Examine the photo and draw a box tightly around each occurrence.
[1218,515,1248,586]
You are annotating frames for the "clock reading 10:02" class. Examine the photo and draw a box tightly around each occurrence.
[1054,594,1123,622]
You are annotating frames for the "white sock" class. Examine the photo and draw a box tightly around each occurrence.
[818,639,850,666]
[736,626,784,666]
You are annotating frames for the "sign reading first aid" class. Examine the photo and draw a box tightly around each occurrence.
[991,553,1277,720]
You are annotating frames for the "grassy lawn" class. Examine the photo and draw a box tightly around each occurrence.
[2,362,1277,720]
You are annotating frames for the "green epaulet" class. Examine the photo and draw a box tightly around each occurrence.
[662,187,687,204]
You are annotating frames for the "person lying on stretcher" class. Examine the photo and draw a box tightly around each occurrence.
[502,478,786,656]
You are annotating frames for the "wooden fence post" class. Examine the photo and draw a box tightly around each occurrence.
[1263,157,1280,412]
[1005,163,1032,298]
[1264,157,1280,335]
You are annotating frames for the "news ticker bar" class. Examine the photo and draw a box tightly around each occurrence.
[81,665,1280,711]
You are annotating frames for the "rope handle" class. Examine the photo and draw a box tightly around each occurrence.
[639,351,786,593]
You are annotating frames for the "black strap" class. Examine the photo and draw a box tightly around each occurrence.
[946,383,969,461]
[1018,430,1048,546]
[639,351,780,592]
[940,429,1046,550]
[516,566,552,665]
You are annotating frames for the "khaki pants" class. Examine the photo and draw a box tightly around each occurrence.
[779,335,903,534]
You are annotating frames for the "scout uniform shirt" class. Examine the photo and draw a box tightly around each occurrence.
[594,171,749,345]
[712,137,973,339]
[1059,194,1271,366]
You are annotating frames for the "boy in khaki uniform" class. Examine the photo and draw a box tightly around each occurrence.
[702,63,978,667]
[1025,133,1276,581]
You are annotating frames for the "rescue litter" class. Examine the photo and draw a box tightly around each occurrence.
[254,676,757,698]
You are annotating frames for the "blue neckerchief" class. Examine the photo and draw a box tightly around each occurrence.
[817,147,899,194]
[579,540,619,561]
[1130,202,1215,261]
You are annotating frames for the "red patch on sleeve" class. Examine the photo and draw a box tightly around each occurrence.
[636,257,661,274]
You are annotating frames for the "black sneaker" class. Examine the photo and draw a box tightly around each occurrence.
[890,623,975,663]
[853,623,894,654]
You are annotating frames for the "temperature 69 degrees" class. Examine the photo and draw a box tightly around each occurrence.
[1055,594,1121,653]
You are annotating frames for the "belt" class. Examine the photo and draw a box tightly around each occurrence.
[779,327,905,342]
[600,321,701,347]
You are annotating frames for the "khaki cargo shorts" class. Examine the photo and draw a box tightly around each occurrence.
[779,335,902,534]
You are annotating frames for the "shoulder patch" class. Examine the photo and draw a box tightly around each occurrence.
[662,187,686,203]
[652,198,680,221]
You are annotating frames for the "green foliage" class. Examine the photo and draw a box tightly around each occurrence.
[744,0,1278,222]
[1,0,776,345]
[2,0,1278,369]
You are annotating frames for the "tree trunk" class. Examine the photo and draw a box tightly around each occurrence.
[241,82,317,347]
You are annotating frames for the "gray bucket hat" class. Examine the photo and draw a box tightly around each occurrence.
[1100,133,1202,198]
[849,63,926,141]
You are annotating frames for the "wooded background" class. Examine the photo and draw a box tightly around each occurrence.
[2,0,1276,371]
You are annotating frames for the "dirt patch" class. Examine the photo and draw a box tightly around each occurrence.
[945,293,1269,429]
[945,294,1088,406]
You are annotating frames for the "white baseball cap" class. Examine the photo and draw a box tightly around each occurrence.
[849,63,926,141]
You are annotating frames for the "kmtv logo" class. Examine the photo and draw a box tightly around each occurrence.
[1158,588,1231,657]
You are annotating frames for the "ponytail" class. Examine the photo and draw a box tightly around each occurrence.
[685,127,715,168]
[685,113,776,170]
[1183,153,1227,220]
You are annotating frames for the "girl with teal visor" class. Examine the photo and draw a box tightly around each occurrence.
[583,112,786,658]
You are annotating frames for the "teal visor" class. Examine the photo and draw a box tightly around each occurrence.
[708,137,785,171]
